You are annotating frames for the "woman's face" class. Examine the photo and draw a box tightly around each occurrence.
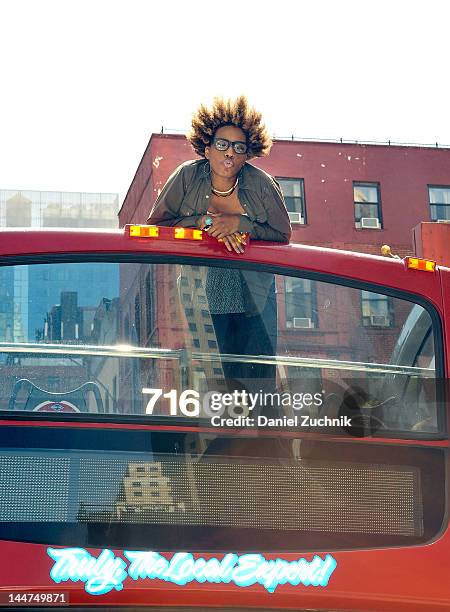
[205,125,248,180]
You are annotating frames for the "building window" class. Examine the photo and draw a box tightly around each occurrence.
[428,186,450,221]
[285,278,316,329]
[361,291,392,327]
[354,182,382,229]
[276,178,306,224]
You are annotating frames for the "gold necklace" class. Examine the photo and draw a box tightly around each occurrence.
[211,178,238,197]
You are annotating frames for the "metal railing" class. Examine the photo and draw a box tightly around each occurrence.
[157,129,450,150]
[0,341,435,377]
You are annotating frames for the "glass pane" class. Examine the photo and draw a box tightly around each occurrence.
[0,260,440,439]
[278,179,303,198]
[355,202,379,220]
[286,278,311,293]
[429,187,450,204]
[285,196,303,214]
[362,299,389,317]
[354,185,378,203]
[430,203,450,221]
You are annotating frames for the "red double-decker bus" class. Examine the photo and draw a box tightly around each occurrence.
[0,224,448,611]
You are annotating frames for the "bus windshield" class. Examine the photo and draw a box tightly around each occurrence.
[0,258,439,434]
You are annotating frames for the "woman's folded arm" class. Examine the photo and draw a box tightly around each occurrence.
[239,176,291,242]
[146,163,197,226]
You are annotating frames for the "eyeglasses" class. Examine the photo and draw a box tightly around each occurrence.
[212,137,248,155]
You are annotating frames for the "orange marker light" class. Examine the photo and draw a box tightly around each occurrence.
[128,225,159,238]
[174,228,203,240]
[127,225,202,241]
[406,257,436,272]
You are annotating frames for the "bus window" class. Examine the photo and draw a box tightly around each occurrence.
[0,259,440,436]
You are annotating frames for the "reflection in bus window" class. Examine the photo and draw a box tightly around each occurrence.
[0,260,439,437]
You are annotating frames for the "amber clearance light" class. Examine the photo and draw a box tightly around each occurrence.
[405,257,436,272]
[127,225,203,241]
[174,227,203,240]
[128,225,160,238]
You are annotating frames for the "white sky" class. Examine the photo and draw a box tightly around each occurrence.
[1,0,449,203]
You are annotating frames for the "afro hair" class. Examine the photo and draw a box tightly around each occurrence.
[187,96,272,159]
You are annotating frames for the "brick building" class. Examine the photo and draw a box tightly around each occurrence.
[119,134,450,255]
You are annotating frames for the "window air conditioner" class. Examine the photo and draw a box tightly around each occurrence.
[288,212,305,224]
[361,217,381,229]
[293,317,314,329]
[370,315,390,327]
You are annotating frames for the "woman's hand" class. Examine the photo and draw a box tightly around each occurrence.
[206,214,241,238]
[219,232,247,254]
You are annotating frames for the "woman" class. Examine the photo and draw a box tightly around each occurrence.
[147,96,291,394]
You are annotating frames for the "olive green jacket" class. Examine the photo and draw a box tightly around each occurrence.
[146,159,292,242]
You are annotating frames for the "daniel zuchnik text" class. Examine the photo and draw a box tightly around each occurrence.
[47,548,337,595]
[211,415,352,427]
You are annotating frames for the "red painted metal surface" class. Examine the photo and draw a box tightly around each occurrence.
[0,227,448,610]
[1,533,450,610]
[0,226,445,312]
[413,221,450,268]
[440,267,450,385]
